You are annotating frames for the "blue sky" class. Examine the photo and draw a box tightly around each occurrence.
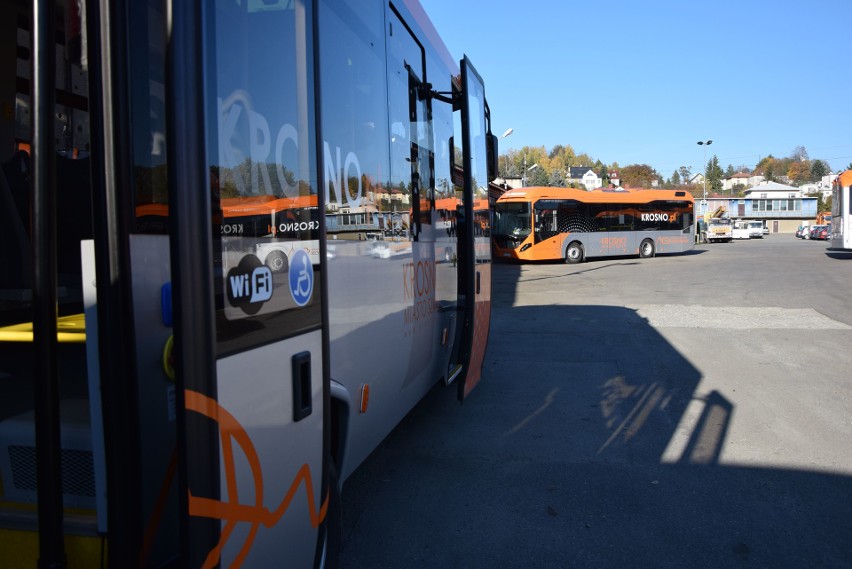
[420,0,852,177]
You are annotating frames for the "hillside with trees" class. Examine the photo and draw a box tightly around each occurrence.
[497,144,840,196]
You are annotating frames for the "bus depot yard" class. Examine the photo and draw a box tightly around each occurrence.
[340,235,852,569]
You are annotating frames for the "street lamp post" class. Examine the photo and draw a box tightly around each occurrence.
[499,128,513,179]
[697,139,712,214]
[522,159,538,186]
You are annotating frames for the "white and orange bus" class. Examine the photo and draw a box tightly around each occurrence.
[493,187,695,263]
[0,0,496,567]
[830,170,852,250]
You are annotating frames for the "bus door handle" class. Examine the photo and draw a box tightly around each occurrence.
[292,351,312,422]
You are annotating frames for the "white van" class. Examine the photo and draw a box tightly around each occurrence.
[747,221,764,238]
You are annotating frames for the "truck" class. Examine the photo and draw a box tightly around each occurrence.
[706,217,733,242]
[732,220,751,240]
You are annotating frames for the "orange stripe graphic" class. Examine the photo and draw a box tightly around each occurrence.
[184,390,329,568]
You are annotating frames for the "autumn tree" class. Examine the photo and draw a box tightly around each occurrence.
[620,164,658,188]
[756,155,778,181]
[679,166,692,185]
[787,159,811,185]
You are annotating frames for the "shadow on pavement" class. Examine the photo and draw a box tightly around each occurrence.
[340,266,852,568]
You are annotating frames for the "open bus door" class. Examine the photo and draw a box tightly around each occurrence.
[168,2,333,567]
[456,56,495,400]
[0,1,332,567]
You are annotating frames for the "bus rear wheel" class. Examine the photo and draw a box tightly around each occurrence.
[639,238,655,258]
[265,250,289,273]
[565,241,584,264]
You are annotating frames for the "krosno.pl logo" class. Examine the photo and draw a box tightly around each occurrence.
[641,212,678,223]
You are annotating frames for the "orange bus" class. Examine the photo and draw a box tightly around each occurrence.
[493,187,695,263]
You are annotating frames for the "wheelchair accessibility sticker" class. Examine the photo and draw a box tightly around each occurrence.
[288,249,313,306]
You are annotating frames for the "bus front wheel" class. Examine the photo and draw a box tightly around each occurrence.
[565,241,584,264]
[639,239,655,259]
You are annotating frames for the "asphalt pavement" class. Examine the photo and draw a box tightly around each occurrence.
[340,234,852,568]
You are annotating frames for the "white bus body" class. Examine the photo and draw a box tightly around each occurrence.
[831,171,852,250]
[0,1,495,567]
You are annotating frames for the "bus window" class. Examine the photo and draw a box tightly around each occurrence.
[494,202,531,241]
[534,201,558,241]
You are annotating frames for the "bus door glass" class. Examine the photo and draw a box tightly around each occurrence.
[197,1,329,567]
[533,200,561,258]
[388,7,432,243]
[458,57,491,399]
[388,7,442,384]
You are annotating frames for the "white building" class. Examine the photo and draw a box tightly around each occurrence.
[743,180,803,199]
[567,167,602,191]
[722,171,751,191]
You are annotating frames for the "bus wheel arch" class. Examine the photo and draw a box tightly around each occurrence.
[639,238,655,258]
[565,241,584,264]
[265,250,289,273]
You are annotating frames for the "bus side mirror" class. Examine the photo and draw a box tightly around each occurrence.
[486,133,498,182]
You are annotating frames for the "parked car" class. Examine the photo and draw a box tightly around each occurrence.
[809,225,828,240]
[762,226,769,235]
[796,225,810,238]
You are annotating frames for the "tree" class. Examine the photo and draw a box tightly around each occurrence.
[671,170,681,186]
[549,169,566,187]
[705,155,724,192]
[791,146,809,162]
[725,164,735,178]
[597,162,609,186]
[810,160,829,181]
[620,164,658,188]
[757,156,778,182]
[528,164,549,187]
[787,159,811,185]
[678,166,692,185]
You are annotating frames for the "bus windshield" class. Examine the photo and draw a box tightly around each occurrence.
[494,202,531,238]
